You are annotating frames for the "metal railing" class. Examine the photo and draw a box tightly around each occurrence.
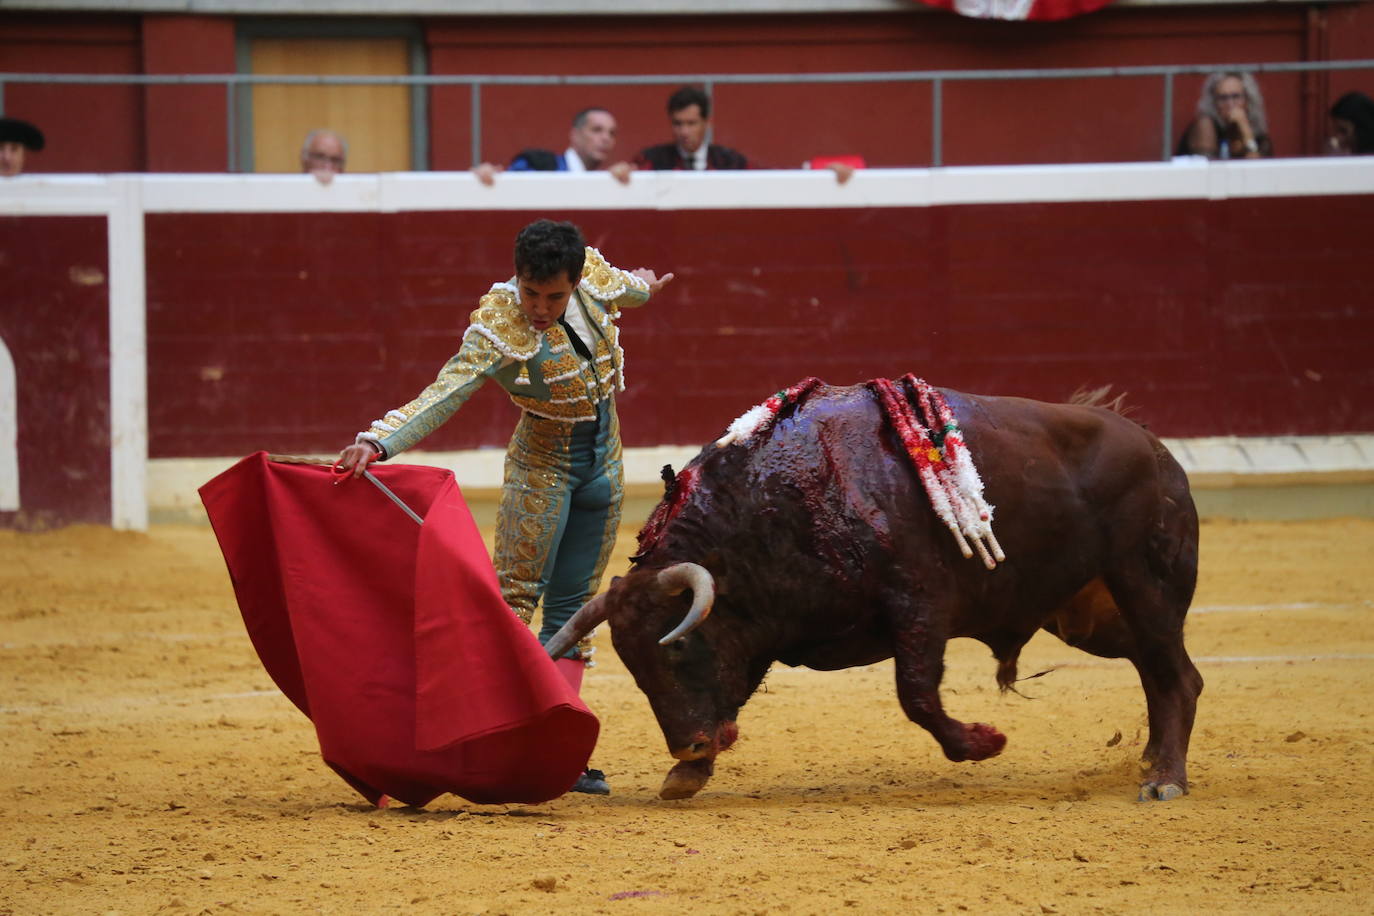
[3,59,1372,168]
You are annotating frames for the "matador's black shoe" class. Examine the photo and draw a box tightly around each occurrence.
[571,768,610,795]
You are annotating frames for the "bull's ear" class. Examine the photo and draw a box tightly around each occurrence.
[611,575,622,586]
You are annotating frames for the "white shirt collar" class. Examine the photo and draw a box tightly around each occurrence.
[677,144,707,170]
[562,297,594,358]
[563,147,587,172]
[693,144,707,170]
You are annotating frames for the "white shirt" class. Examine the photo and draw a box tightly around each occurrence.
[562,148,587,172]
[562,297,596,359]
[677,144,708,170]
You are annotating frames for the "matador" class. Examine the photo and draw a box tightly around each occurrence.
[337,220,673,794]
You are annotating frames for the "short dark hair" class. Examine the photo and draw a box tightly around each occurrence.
[668,86,710,119]
[1332,90,1374,154]
[572,107,612,129]
[514,219,586,284]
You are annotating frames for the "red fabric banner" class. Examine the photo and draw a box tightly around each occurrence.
[199,452,599,807]
[912,0,1113,20]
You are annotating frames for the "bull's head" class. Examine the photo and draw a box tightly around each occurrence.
[546,562,752,800]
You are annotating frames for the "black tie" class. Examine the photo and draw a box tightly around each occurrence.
[559,317,594,362]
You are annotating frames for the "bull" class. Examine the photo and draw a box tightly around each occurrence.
[546,377,1202,802]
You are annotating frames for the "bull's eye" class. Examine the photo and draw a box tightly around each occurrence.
[663,633,716,670]
[662,632,704,657]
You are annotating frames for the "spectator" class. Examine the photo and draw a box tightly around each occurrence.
[301,129,347,184]
[608,86,855,184]
[1177,72,1273,160]
[0,117,44,178]
[473,108,626,185]
[1326,91,1374,155]
[632,86,749,172]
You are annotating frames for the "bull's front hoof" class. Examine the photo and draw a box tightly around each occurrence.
[659,758,714,800]
[1138,782,1186,802]
[962,722,1007,761]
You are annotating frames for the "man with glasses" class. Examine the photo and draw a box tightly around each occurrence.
[301,128,348,184]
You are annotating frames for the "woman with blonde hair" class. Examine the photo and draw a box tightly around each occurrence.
[1177,71,1273,159]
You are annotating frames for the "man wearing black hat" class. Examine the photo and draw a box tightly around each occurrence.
[0,117,44,177]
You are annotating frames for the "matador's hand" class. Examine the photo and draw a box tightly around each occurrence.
[337,442,380,478]
[630,268,675,296]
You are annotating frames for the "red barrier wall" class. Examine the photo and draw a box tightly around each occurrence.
[0,216,111,528]
[141,196,1372,459]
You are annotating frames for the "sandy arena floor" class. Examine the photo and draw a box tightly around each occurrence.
[2,515,1372,915]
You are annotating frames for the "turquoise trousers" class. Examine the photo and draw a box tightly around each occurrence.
[494,401,623,660]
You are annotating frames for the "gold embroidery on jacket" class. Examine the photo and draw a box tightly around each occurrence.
[579,246,649,303]
[469,288,541,360]
[359,331,503,453]
[539,351,582,385]
[508,395,599,422]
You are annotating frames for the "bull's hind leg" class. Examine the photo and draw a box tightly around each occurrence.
[1100,563,1204,802]
[890,598,1006,762]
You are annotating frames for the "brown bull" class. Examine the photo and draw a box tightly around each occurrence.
[547,379,1202,802]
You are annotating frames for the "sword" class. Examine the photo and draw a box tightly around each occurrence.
[361,469,424,526]
[322,455,425,527]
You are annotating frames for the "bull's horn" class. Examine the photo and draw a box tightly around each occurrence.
[544,593,611,660]
[656,563,716,645]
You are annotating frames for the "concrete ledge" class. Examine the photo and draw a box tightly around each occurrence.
[1187,469,1374,489]
[152,435,1374,524]
[1161,435,1374,480]
[148,446,702,523]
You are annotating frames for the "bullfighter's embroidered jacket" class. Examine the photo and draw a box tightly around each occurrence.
[357,247,650,458]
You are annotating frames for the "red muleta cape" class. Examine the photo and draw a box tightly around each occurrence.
[199,452,599,807]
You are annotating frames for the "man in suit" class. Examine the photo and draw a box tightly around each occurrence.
[606,86,854,183]
[628,86,749,172]
[473,108,627,185]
